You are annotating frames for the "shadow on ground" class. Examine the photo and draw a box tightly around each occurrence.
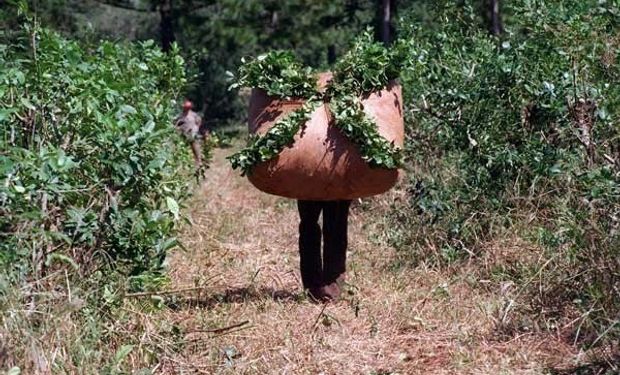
[548,354,620,375]
[165,286,303,310]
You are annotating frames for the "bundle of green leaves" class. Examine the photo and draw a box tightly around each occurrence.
[228,99,320,173]
[229,50,317,99]
[228,30,408,176]
[327,32,409,97]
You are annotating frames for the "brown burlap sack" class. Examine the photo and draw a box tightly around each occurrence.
[246,73,404,200]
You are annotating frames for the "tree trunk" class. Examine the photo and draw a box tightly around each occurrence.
[327,45,336,65]
[489,0,502,36]
[380,0,391,45]
[159,0,175,52]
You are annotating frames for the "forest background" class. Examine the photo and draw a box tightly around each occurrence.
[0,0,618,373]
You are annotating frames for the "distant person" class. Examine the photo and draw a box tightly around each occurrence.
[174,99,204,170]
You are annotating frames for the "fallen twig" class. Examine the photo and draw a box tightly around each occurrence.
[124,286,209,298]
[180,321,253,343]
[186,320,251,335]
[311,304,328,332]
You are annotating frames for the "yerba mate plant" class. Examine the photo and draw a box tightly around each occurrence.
[0,19,192,284]
[392,0,620,349]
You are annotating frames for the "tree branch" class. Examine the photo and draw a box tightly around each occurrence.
[93,0,156,12]
[93,0,217,13]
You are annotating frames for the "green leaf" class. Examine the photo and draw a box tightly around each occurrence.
[160,237,179,252]
[0,109,9,122]
[20,97,35,110]
[15,70,25,84]
[114,344,134,364]
[166,196,180,220]
[120,105,137,114]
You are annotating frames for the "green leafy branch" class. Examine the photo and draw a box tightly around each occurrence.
[328,30,405,97]
[329,96,402,169]
[228,98,321,175]
[229,50,317,100]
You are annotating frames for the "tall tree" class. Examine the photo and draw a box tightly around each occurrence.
[487,0,502,35]
[380,0,392,44]
[86,0,178,51]
[158,0,175,51]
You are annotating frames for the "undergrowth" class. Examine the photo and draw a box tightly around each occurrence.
[0,5,196,372]
[388,0,619,353]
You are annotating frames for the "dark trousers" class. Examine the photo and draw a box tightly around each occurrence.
[297,200,352,289]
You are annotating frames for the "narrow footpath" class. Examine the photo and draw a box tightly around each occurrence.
[148,144,576,374]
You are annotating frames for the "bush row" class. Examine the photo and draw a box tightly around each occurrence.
[392,0,619,347]
[0,20,193,287]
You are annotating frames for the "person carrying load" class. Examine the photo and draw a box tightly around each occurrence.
[229,36,405,302]
[233,74,404,302]
[175,99,207,171]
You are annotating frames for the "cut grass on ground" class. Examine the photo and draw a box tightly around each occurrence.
[125,143,582,374]
[2,141,601,374]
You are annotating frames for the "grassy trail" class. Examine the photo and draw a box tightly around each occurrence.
[150,144,576,374]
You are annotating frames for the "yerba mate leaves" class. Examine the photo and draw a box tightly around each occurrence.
[229,50,317,100]
[328,30,404,98]
[227,98,321,176]
[328,97,402,169]
[228,31,405,175]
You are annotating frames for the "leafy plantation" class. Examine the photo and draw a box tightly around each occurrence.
[0,12,192,286]
[0,7,199,371]
[392,0,620,347]
[0,0,619,373]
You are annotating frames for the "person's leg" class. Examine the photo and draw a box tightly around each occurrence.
[322,200,352,299]
[297,200,323,293]
[190,139,203,169]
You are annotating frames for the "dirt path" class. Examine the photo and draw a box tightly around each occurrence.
[149,145,576,374]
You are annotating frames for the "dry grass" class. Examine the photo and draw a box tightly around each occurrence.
[1,143,590,374]
[122,144,582,374]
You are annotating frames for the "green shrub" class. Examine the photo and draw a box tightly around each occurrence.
[0,21,192,284]
[391,0,619,347]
